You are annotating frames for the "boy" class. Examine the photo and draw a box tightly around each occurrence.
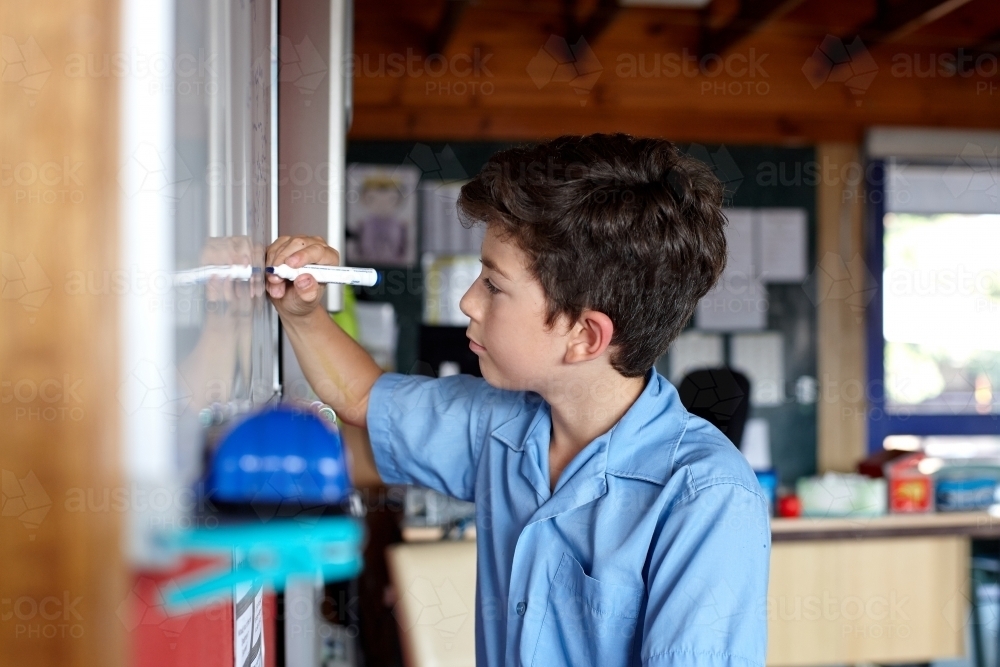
[266,134,770,667]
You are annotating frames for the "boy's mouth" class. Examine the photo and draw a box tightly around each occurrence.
[467,334,485,353]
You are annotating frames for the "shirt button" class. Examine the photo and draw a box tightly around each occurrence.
[516,601,527,616]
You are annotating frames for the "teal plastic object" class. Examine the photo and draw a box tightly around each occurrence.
[161,517,365,611]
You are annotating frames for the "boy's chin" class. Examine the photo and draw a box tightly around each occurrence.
[478,362,531,393]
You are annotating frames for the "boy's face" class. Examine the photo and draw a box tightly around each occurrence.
[460,225,571,392]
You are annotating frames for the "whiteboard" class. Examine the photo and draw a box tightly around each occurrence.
[173,0,279,474]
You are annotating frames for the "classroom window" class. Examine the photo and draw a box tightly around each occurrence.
[867,160,1000,452]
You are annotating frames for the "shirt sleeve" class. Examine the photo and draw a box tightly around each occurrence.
[365,372,496,502]
[641,479,771,667]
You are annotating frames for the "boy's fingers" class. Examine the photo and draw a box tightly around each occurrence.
[266,236,339,271]
[265,236,290,266]
[294,274,319,300]
[285,242,338,269]
[266,280,286,300]
[268,236,301,267]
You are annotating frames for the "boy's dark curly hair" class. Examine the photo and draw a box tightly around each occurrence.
[457,133,728,377]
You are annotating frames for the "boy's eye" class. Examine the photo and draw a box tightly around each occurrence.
[482,277,500,295]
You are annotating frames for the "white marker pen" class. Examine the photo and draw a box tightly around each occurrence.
[266,264,380,287]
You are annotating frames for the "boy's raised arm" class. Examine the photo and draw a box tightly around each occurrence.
[264,236,383,428]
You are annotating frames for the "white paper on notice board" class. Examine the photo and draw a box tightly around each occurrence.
[422,254,480,326]
[420,180,483,255]
[668,331,724,385]
[695,276,768,330]
[758,208,807,282]
[722,208,754,276]
[695,209,767,330]
[731,332,785,406]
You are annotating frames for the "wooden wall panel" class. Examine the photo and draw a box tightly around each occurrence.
[815,143,869,472]
[0,1,125,666]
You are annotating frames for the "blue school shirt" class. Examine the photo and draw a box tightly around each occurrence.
[367,368,770,667]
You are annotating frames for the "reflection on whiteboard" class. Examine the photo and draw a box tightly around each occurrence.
[172,0,278,483]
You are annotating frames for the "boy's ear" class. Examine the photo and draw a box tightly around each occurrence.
[564,309,615,364]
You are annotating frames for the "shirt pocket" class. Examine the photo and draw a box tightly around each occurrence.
[530,552,644,667]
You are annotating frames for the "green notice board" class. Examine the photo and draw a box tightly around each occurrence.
[346,140,817,486]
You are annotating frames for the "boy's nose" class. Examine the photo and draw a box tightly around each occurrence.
[459,282,479,321]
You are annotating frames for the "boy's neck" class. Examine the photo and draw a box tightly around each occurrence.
[542,369,648,487]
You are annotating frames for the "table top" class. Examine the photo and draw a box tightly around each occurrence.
[403,512,1000,542]
[402,512,1000,543]
[771,511,1000,542]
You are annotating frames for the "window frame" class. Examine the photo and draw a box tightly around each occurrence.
[865,159,1000,454]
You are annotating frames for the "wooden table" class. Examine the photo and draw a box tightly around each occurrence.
[767,511,1000,666]
[390,513,1000,667]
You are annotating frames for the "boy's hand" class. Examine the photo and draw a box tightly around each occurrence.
[265,235,339,319]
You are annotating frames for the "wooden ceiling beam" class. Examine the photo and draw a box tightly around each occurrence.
[558,0,622,47]
[700,0,806,57]
[427,0,469,55]
[859,0,976,45]
[968,28,1000,53]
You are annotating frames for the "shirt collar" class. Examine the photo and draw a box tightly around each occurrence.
[490,368,688,487]
[604,368,688,486]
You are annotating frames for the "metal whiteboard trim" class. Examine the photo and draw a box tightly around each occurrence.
[118,0,181,565]
[271,0,282,396]
[325,0,350,312]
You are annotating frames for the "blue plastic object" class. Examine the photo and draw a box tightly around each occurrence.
[207,404,352,505]
[160,405,365,613]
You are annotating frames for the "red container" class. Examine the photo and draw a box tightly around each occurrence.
[885,452,933,513]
